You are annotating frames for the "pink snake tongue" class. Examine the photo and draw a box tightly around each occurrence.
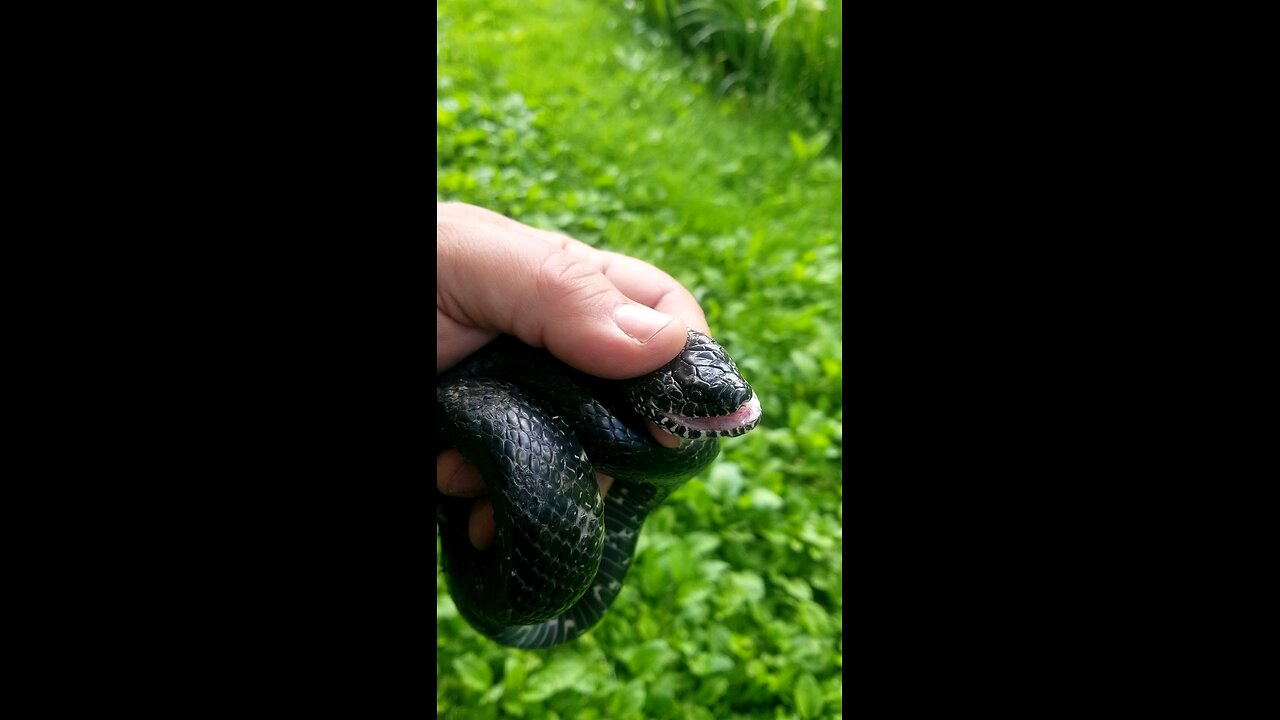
[668,393,761,434]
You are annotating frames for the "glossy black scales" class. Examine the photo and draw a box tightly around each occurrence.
[437,329,759,648]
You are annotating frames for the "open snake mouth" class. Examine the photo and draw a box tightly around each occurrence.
[657,392,762,439]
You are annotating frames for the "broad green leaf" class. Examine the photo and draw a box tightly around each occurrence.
[502,654,527,693]
[683,706,715,720]
[789,348,820,378]
[437,593,457,619]
[684,531,721,557]
[480,685,503,704]
[689,652,735,676]
[806,131,831,156]
[451,653,492,693]
[455,128,488,145]
[796,673,823,719]
[778,575,814,602]
[725,571,766,604]
[743,486,784,510]
[607,680,646,718]
[695,676,730,704]
[639,552,667,595]
[706,461,744,501]
[521,656,590,702]
[667,542,696,581]
[623,639,675,676]
[788,131,810,160]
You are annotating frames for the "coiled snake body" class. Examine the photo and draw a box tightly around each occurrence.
[436,329,761,648]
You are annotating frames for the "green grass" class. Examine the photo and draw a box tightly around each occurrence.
[628,0,842,145]
[438,0,841,717]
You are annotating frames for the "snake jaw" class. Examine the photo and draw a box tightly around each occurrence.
[656,392,762,439]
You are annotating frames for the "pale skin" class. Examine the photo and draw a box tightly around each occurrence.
[437,202,711,550]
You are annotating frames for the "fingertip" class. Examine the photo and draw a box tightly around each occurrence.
[647,422,681,449]
[437,450,487,496]
[650,296,710,337]
[603,303,693,374]
[469,498,496,550]
[596,472,614,497]
[614,303,699,363]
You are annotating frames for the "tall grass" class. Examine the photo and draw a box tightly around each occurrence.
[627,0,841,142]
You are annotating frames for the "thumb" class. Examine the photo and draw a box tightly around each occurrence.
[439,236,690,379]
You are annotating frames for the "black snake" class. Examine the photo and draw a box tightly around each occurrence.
[436,329,761,648]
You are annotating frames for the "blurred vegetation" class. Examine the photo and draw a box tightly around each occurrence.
[626,0,842,148]
[437,0,841,717]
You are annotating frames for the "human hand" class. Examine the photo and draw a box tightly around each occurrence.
[436,202,711,549]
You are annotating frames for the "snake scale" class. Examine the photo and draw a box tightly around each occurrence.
[436,329,761,648]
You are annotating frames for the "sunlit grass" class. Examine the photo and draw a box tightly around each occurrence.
[438,0,841,717]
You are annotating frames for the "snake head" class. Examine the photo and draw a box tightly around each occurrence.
[623,329,762,439]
